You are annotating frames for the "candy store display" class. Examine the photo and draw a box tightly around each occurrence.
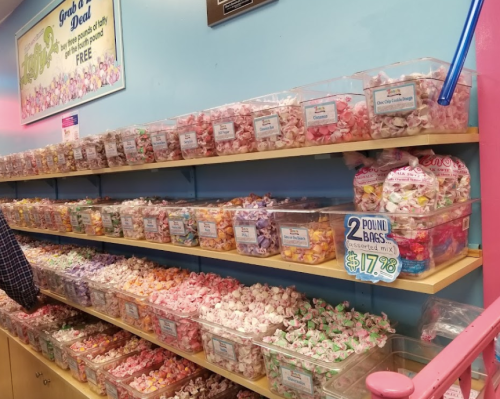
[84,134,109,170]
[122,125,155,166]
[166,201,207,247]
[147,272,241,353]
[120,198,151,240]
[160,374,240,399]
[258,299,394,399]
[174,112,216,159]
[209,103,257,156]
[146,120,182,162]
[103,130,128,167]
[72,139,90,171]
[101,204,124,237]
[359,57,473,139]
[298,77,370,145]
[56,142,77,173]
[246,91,305,152]
[197,284,305,380]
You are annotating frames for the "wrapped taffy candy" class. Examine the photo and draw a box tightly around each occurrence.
[103,130,128,167]
[166,202,206,247]
[56,142,77,173]
[102,204,123,237]
[121,125,155,166]
[209,102,257,155]
[22,150,38,176]
[160,374,239,399]
[259,299,394,399]
[83,134,109,169]
[452,156,471,202]
[34,147,50,175]
[360,58,473,139]
[146,120,182,162]
[120,198,150,240]
[54,202,76,233]
[197,284,306,380]
[174,112,216,159]
[2,155,12,178]
[11,153,24,177]
[71,139,90,171]
[247,91,305,152]
[417,153,458,208]
[298,77,370,145]
[142,200,186,244]
[237,391,263,399]
[147,272,241,353]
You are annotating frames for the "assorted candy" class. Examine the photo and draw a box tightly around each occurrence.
[160,374,239,399]
[83,134,109,170]
[176,113,216,159]
[120,198,150,240]
[122,126,155,165]
[103,130,128,167]
[147,121,182,162]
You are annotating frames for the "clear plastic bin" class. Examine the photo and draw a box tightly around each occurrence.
[22,150,38,176]
[63,273,94,307]
[1,156,10,179]
[142,204,172,244]
[323,335,490,399]
[81,205,110,236]
[165,201,207,247]
[245,91,305,152]
[32,263,47,289]
[0,157,5,179]
[88,280,121,318]
[196,317,282,380]
[40,203,60,231]
[195,200,238,252]
[69,203,89,234]
[4,310,18,336]
[56,142,77,173]
[11,153,24,177]
[36,320,85,359]
[72,139,90,171]
[84,134,109,170]
[326,199,477,280]
[296,77,370,146]
[9,202,22,226]
[120,202,147,240]
[116,289,152,332]
[121,125,155,166]
[357,57,474,139]
[0,302,22,331]
[173,112,216,159]
[50,269,70,296]
[54,203,75,233]
[17,202,30,227]
[103,130,128,168]
[12,312,41,343]
[146,120,182,162]
[209,103,257,156]
[101,204,124,238]
[45,144,59,173]
[34,147,50,175]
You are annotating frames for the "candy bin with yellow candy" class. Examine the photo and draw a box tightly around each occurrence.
[80,203,118,236]
[54,202,76,233]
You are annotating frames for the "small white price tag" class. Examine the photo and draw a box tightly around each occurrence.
[198,221,217,238]
[234,225,258,244]
[169,218,186,235]
[143,217,158,233]
[104,142,118,157]
[212,337,236,360]
[159,318,177,337]
[68,357,79,375]
[86,367,98,385]
[280,227,310,248]
[280,366,314,395]
[213,122,236,142]
[125,302,139,319]
[123,138,137,154]
[58,153,66,165]
[304,101,338,127]
[102,213,113,228]
[54,213,62,226]
[373,83,417,115]
[121,215,133,230]
[73,147,83,160]
[70,213,79,227]
[93,290,106,306]
[54,347,63,364]
[81,213,92,226]
[253,114,280,139]
[86,145,97,160]
[151,132,167,150]
[105,381,119,399]
[40,338,49,354]
[179,132,198,150]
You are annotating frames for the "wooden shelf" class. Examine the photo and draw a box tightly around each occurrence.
[16,226,482,294]
[0,129,479,183]
[0,328,102,399]
[39,290,283,399]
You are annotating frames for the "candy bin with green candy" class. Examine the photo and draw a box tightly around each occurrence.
[257,299,395,399]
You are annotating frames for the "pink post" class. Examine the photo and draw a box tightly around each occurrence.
[366,371,414,399]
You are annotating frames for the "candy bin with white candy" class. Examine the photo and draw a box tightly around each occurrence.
[101,204,124,237]
[0,298,23,333]
[145,120,182,162]
[165,201,208,247]
[120,198,151,240]
[358,57,474,139]
[173,112,216,159]
[29,318,82,353]
[56,142,77,173]
[196,284,306,380]
[245,91,305,152]
[121,125,155,166]
[103,130,128,167]
[257,299,395,399]
[84,134,109,170]
[72,139,90,171]
[297,77,370,146]
[208,102,257,155]
[146,272,241,353]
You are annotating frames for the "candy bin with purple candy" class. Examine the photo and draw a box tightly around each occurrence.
[84,134,109,170]
[246,91,305,152]
[72,139,90,171]
[208,102,257,155]
[358,57,473,139]
[101,204,124,238]
[121,125,155,166]
[146,120,182,162]
[297,77,370,146]
[165,201,208,247]
[120,198,151,240]
[173,112,216,159]
[103,130,128,167]
[56,142,77,173]
[257,299,395,399]
[196,284,305,380]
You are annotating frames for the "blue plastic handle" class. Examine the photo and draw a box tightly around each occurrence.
[438,0,484,106]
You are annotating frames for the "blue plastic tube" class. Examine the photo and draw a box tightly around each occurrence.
[438,0,484,106]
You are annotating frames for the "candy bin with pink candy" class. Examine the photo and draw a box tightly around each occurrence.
[121,125,155,166]
[120,198,153,240]
[142,199,185,244]
[358,57,473,139]
[246,91,305,152]
[159,373,242,399]
[297,77,370,146]
[56,142,77,173]
[71,139,91,171]
[101,348,174,399]
[165,201,208,247]
[145,120,182,162]
[257,299,395,399]
[103,130,128,167]
[195,284,306,380]
[208,102,257,155]
[0,298,22,333]
[83,134,109,170]
[173,112,216,159]
[147,272,241,353]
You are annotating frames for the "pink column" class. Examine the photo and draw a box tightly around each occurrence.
[476,0,500,306]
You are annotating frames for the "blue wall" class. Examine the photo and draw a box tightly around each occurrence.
[0,0,482,336]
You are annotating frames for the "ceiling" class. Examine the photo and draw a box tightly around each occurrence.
[0,0,24,25]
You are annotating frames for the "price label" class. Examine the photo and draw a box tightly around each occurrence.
[57,153,66,165]
[304,101,338,128]
[54,213,62,226]
[212,338,236,360]
[24,212,31,224]
[234,225,258,244]
[40,338,49,354]
[47,156,54,167]
[123,138,137,154]
[73,147,83,160]
[70,213,79,227]
[105,381,119,399]
[68,357,79,375]
[254,114,280,139]
[81,213,92,225]
[143,217,158,233]
[33,212,40,225]
[121,215,133,230]
[169,218,186,235]
[86,367,98,385]
[16,324,24,338]
[93,290,106,306]
[151,132,168,150]
[198,221,217,238]
[179,132,198,150]
[159,317,177,337]
[280,227,310,248]
[105,141,118,157]
[374,83,417,115]
[125,302,139,319]
[45,212,52,225]
[343,215,401,283]
[102,213,113,228]
[35,156,43,170]
[280,365,314,394]
[28,331,36,346]
[86,145,97,160]
[213,122,236,142]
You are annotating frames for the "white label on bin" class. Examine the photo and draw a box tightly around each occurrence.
[93,290,106,306]
[86,367,98,385]
[5,318,12,332]
[254,114,280,139]
[35,156,43,170]
[105,381,119,399]
[73,147,83,160]
[68,357,79,375]
[46,156,54,167]
[179,132,198,150]
[24,212,31,224]
[123,138,137,154]
[28,331,35,345]
[44,212,52,224]
[121,215,133,230]
[235,225,258,244]
[40,338,49,354]
[81,213,92,226]
[16,324,24,338]
[125,302,139,319]
[198,221,217,238]
[86,145,97,160]
[102,213,113,228]
[54,213,62,226]
[143,217,158,233]
[212,338,236,360]
[213,122,236,142]
[151,132,168,150]
[169,218,186,235]
[280,227,310,248]
[373,83,417,115]
[159,317,177,337]
[54,347,63,364]
[304,101,338,127]
[104,142,118,157]
[57,153,66,165]
[70,213,79,227]
[463,216,470,231]
[281,366,314,394]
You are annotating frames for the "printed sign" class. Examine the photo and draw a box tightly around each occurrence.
[254,114,280,139]
[54,346,63,364]
[105,382,119,399]
[143,217,158,233]
[280,365,314,394]
[169,218,186,235]
[102,213,112,228]
[207,0,278,26]
[373,83,417,115]
[68,357,79,375]
[198,221,218,238]
[81,212,91,225]
[179,132,199,150]
[304,101,338,127]
[16,0,125,125]
[212,337,236,360]
[280,227,310,248]
[234,225,258,244]
[159,318,177,337]
[213,122,236,142]
[121,215,133,230]
[343,215,401,283]
[86,367,98,385]
[93,290,106,306]
[125,302,139,319]
[151,132,167,150]
[62,111,79,142]
[104,141,118,157]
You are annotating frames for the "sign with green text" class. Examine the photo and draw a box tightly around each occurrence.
[207,0,278,26]
[15,0,125,125]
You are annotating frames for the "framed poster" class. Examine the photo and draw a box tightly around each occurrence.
[15,0,125,125]
[207,0,278,26]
